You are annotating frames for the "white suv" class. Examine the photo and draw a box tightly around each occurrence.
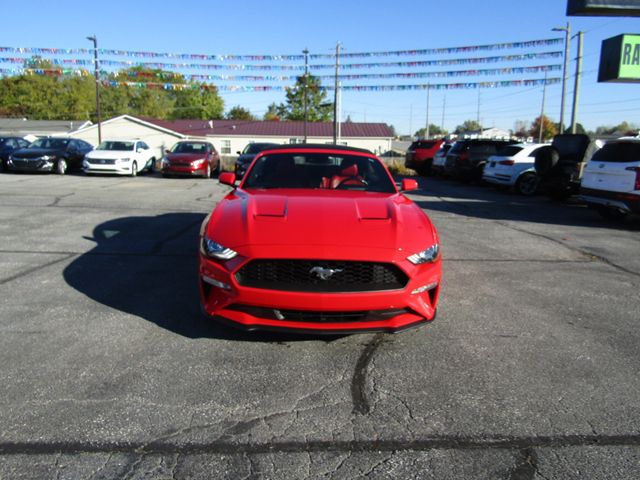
[580,137,640,220]
[83,139,155,176]
[483,143,549,195]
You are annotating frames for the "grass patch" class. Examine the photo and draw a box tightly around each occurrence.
[386,160,418,177]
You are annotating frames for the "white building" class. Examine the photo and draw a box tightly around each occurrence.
[69,115,394,159]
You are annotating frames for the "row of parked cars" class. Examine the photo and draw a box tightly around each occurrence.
[0,136,225,178]
[405,134,640,221]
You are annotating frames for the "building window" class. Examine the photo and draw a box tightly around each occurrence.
[289,138,304,144]
[221,139,231,154]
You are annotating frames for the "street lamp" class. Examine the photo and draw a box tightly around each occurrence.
[86,35,102,144]
[303,48,309,143]
[552,23,570,134]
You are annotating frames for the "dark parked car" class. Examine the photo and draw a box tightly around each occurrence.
[0,136,31,172]
[444,139,518,181]
[405,139,444,176]
[235,142,279,178]
[534,134,601,200]
[8,137,93,174]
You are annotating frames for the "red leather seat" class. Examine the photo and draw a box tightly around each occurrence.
[322,164,366,189]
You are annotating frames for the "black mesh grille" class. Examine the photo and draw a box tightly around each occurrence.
[87,158,116,165]
[228,304,410,323]
[235,259,408,292]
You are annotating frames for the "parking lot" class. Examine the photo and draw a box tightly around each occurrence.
[0,172,639,479]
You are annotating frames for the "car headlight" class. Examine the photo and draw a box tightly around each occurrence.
[116,158,130,164]
[191,158,206,166]
[41,155,56,161]
[201,236,237,260]
[407,244,440,265]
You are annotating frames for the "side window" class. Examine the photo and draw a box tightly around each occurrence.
[6,139,17,148]
[68,140,79,151]
[221,140,231,154]
[140,142,149,150]
[18,140,29,148]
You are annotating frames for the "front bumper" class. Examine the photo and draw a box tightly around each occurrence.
[7,158,55,172]
[84,160,135,175]
[162,164,206,176]
[199,249,441,334]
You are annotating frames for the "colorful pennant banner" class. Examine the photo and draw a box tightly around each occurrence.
[0,51,563,72]
[0,64,562,82]
[0,38,562,61]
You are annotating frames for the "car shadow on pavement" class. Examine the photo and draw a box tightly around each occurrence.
[405,176,640,231]
[62,213,338,342]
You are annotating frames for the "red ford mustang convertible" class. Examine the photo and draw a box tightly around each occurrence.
[199,145,442,334]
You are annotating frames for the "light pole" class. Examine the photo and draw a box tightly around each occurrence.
[333,42,341,145]
[570,31,584,134]
[303,48,309,143]
[552,23,570,134]
[86,35,102,144]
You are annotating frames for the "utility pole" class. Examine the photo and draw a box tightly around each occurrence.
[552,22,571,134]
[570,31,584,134]
[86,35,101,144]
[441,94,446,134]
[425,84,431,138]
[333,42,341,144]
[476,88,482,133]
[303,48,309,143]
[539,72,548,143]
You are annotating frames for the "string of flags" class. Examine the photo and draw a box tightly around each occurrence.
[0,51,562,71]
[0,38,562,61]
[0,64,562,82]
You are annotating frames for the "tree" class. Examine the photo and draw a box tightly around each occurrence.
[454,120,482,134]
[226,105,255,120]
[414,124,447,138]
[279,74,332,122]
[170,84,224,120]
[263,103,281,121]
[528,115,557,141]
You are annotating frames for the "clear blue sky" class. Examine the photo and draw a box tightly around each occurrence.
[1,0,639,135]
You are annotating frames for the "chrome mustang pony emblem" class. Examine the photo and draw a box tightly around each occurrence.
[309,266,344,280]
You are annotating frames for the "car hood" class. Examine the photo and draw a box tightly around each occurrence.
[12,148,64,158]
[165,153,207,163]
[206,189,437,254]
[86,150,134,159]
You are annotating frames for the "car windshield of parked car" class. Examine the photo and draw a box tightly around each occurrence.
[591,142,640,163]
[242,143,277,155]
[243,153,396,193]
[29,138,70,149]
[97,141,135,151]
[171,142,208,154]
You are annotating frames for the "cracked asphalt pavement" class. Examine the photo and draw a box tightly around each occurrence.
[0,172,639,479]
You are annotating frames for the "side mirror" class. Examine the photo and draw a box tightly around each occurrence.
[219,172,237,187]
[165,149,171,154]
[401,178,418,191]
[236,151,241,155]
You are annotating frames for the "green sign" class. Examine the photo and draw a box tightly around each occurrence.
[619,35,640,78]
[598,34,640,83]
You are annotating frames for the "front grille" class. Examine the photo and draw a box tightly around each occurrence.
[11,159,43,169]
[228,304,410,323]
[235,259,408,292]
[87,158,116,165]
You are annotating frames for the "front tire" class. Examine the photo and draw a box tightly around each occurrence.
[204,164,211,178]
[130,161,138,177]
[55,159,67,175]
[515,172,539,196]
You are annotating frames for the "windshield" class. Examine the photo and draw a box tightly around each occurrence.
[243,153,396,193]
[242,143,278,154]
[97,141,135,151]
[30,138,70,149]
[171,142,208,154]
